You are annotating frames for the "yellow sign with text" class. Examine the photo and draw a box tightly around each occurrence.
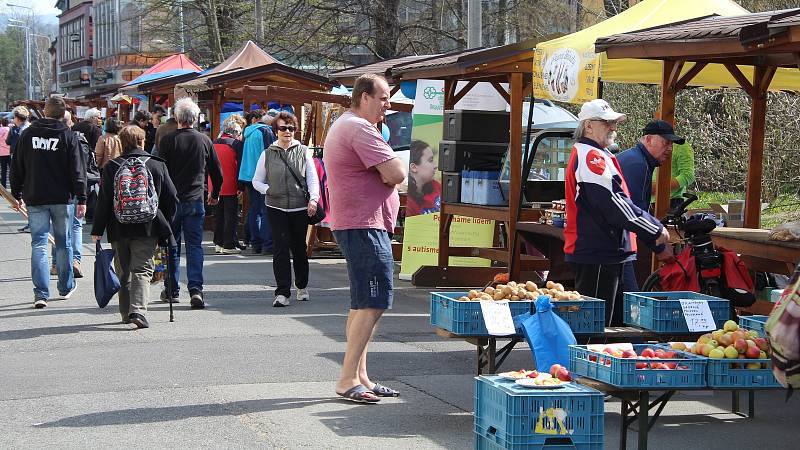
[533,46,600,105]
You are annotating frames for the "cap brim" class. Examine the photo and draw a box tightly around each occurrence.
[599,111,626,122]
[662,133,685,145]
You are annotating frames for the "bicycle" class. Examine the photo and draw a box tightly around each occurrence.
[641,192,756,310]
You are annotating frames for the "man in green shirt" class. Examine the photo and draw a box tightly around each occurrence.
[652,140,695,208]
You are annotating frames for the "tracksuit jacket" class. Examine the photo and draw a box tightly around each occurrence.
[564,137,664,265]
[10,118,87,206]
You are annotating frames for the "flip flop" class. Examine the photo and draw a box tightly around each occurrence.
[371,383,400,397]
[337,385,381,404]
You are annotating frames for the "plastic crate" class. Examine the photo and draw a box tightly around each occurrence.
[430,292,533,336]
[739,315,768,337]
[474,376,604,448]
[624,291,730,333]
[569,344,707,389]
[475,429,603,450]
[551,298,605,335]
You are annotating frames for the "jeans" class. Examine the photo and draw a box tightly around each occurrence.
[113,237,158,321]
[51,200,83,263]
[213,195,239,249]
[28,203,75,299]
[167,200,205,297]
[246,183,273,252]
[266,208,309,298]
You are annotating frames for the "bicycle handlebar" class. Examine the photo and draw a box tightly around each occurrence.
[661,192,698,225]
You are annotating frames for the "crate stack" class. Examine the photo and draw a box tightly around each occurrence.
[474,375,604,450]
[440,110,510,206]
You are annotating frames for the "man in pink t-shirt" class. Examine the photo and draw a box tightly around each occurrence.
[324,74,406,404]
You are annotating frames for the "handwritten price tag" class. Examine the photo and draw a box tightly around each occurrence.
[479,300,517,336]
[679,299,717,332]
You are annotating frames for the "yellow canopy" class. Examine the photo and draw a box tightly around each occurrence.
[533,0,800,104]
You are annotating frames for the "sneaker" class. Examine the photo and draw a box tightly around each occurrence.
[160,290,179,303]
[272,295,290,307]
[129,313,150,329]
[18,225,30,233]
[220,247,241,254]
[33,297,47,309]
[244,248,263,256]
[296,288,309,301]
[58,282,78,300]
[50,264,57,276]
[190,290,206,309]
[73,261,83,278]
[214,245,223,254]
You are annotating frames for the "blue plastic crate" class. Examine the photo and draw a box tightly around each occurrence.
[739,315,768,337]
[569,344,707,389]
[475,432,603,450]
[474,376,604,447]
[551,298,605,335]
[624,291,730,333]
[430,292,533,336]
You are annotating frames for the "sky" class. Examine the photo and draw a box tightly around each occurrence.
[1,0,61,16]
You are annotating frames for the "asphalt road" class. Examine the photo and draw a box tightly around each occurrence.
[1,204,798,449]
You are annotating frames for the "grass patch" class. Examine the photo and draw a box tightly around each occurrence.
[683,192,799,229]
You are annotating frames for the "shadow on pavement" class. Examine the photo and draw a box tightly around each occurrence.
[315,351,475,376]
[0,322,126,341]
[33,397,348,428]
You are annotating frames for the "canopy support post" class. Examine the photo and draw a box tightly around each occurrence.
[744,66,776,229]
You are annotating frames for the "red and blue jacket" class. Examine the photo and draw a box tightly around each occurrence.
[564,137,664,265]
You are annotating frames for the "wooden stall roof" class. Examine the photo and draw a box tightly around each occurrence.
[594,8,800,66]
[593,7,800,229]
[135,71,202,95]
[392,38,539,81]
[330,54,438,86]
[208,63,333,93]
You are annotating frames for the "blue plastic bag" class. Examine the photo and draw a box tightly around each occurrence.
[94,241,120,308]
[514,296,577,371]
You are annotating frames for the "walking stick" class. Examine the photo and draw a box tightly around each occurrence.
[0,185,55,246]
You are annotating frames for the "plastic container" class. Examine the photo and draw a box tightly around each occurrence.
[461,171,507,206]
[475,432,603,450]
[551,298,605,335]
[474,375,604,448]
[569,344,707,389]
[738,315,768,337]
[430,292,533,336]
[705,357,781,389]
[624,291,730,333]
[461,170,474,203]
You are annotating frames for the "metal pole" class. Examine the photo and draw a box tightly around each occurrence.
[26,27,32,99]
[467,0,482,48]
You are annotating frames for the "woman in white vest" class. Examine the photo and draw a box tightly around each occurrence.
[252,111,319,307]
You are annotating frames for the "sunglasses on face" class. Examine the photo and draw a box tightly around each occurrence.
[591,119,616,125]
[277,125,296,132]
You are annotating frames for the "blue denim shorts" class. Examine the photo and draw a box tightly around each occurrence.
[333,229,394,310]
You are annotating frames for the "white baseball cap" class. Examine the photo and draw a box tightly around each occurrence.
[578,99,626,122]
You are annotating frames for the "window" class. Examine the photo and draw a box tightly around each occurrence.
[59,17,85,62]
[120,2,141,53]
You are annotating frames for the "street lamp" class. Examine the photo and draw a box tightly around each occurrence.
[7,20,32,100]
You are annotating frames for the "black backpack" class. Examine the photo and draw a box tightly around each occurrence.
[75,132,100,184]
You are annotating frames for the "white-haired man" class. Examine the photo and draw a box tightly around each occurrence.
[564,99,671,327]
[72,107,102,151]
[158,98,223,308]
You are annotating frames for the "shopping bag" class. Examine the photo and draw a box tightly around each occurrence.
[515,296,576,371]
[94,241,120,308]
[766,262,800,393]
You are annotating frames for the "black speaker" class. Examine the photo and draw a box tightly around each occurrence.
[439,140,508,172]
[441,172,462,204]
[442,110,510,142]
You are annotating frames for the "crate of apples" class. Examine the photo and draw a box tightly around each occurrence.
[688,320,770,368]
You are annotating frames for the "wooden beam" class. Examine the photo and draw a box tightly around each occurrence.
[744,65,776,229]
[604,40,748,61]
[390,84,400,96]
[242,85,351,107]
[465,51,536,72]
[451,80,478,106]
[724,64,755,96]
[491,81,511,104]
[443,79,457,110]
[509,72,524,280]
[211,89,222,141]
[674,62,708,91]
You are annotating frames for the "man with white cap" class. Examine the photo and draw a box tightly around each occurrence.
[564,99,671,326]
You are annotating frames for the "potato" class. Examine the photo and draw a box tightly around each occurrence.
[554,283,564,292]
[493,291,505,300]
[480,294,493,301]
[484,286,495,295]
[508,281,517,288]
[458,296,470,301]
[468,289,479,299]
[501,286,513,297]
[526,291,536,300]
[510,295,519,301]
[546,280,555,289]
[525,281,538,291]
[495,284,506,292]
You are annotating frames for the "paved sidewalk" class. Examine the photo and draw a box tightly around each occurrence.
[1,204,798,449]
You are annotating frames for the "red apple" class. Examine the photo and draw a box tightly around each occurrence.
[734,338,748,354]
[745,346,761,359]
[641,348,656,358]
[663,351,677,359]
[654,349,666,359]
[526,370,540,378]
[556,367,572,381]
[550,364,563,377]
[665,362,677,369]
[754,338,769,352]
[636,362,648,369]
[622,350,638,359]
[589,354,598,362]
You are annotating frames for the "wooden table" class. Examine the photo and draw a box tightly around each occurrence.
[711,227,800,275]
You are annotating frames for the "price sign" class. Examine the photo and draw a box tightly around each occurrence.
[679,299,717,332]
[479,300,517,336]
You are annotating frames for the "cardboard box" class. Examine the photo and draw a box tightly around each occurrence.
[709,201,745,227]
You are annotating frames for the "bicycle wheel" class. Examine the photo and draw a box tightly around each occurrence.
[642,270,663,291]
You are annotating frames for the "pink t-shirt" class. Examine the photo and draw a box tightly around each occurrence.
[324,111,399,232]
[0,126,10,156]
